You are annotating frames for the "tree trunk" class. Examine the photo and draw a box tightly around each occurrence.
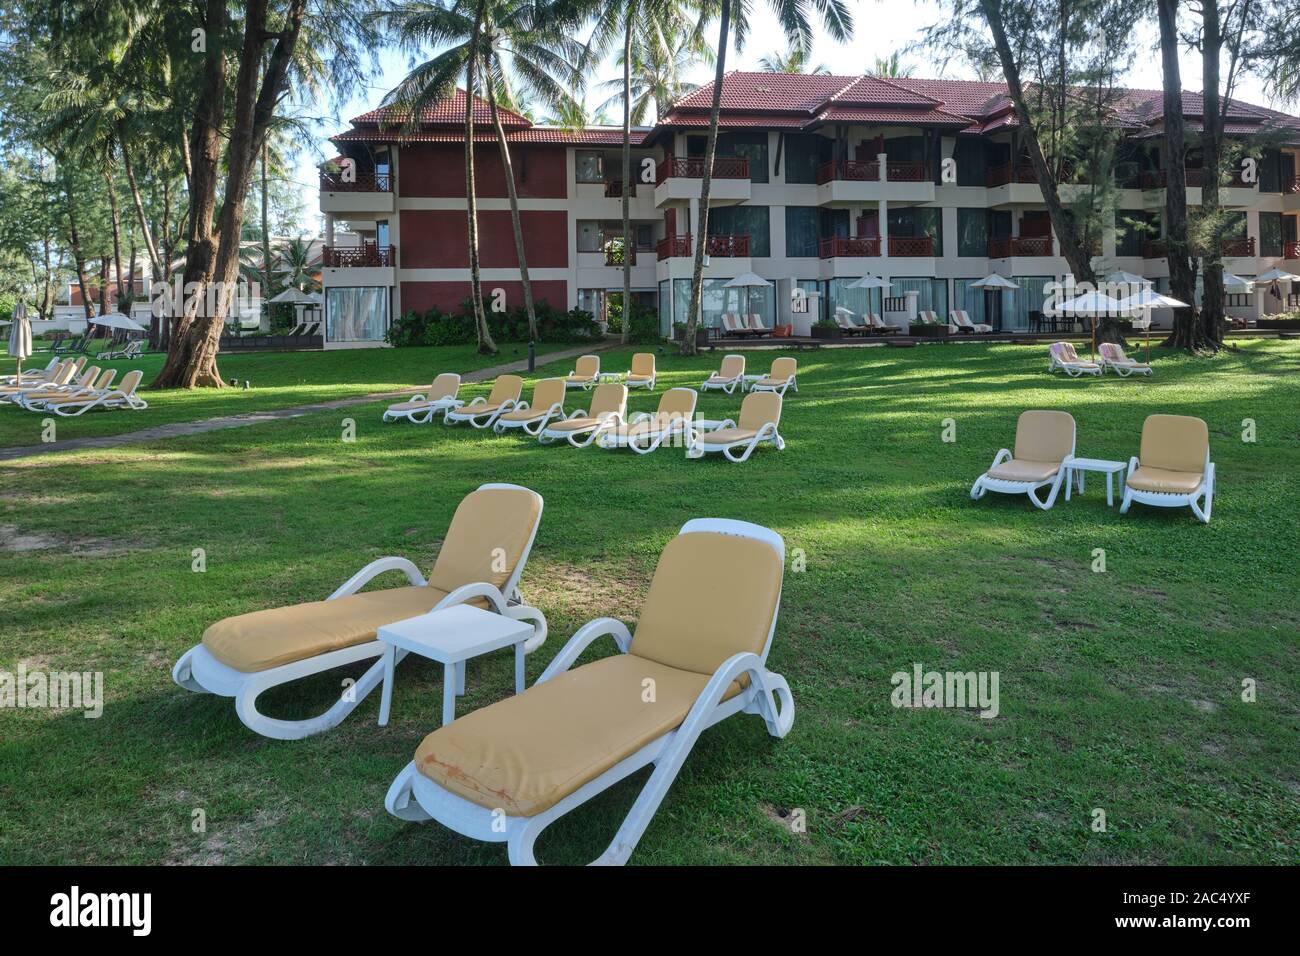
[261,139,274,302]
[98,257,110,317]
[1199,1,1226,351]
[487,79,538,342]
[104,165,127,312]
[620,13,633,344]
[64,178,95,321]
[40,235,53,321]
[682,0,731,356]
[463,2,496,355]
[1157,0,1206,351]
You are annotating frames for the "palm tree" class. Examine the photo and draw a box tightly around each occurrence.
[873,53,915,78]
[759,43,829,74]
[681,0,852,355]
[597,22,712,126]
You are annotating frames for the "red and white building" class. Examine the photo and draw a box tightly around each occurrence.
[320,75,1300,347]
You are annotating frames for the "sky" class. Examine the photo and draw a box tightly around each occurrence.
[286,0,1278,235]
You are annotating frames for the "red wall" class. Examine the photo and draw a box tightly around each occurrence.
[400,144,567,198]
[401,209,568,269]
[402,280,570,315]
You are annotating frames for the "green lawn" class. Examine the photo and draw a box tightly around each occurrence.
[1,341,1296,865]
[0,341,571,448]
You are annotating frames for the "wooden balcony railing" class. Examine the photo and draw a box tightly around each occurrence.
[656,235,690,259]
[1140,168,1252,189]
[816,159,880,184]
[1284,240,1300,259]
[655,234,751,259]
[818,236,881,258]
[985,163,1039,187]
[885,160,928,182]
[1286,177,1300,194]
[888,236,934,257]
[603,179,635,198]
[655,154,750,185]
[1143,237,1256,258]
[988,236,1053,258]
[319,171,395,193]
[322,244,397,267]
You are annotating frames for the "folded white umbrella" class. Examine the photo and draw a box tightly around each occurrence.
[7,301,33,379]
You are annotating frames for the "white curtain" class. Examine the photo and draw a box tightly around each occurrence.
[326,287,388,342]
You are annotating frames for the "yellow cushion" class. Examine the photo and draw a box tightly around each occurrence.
[987,459,1060,483]
[1014,410,1074,463]
[414,654,735,816]
[1139,415,1208,474]
[547,416,601,432]
[768,357,797,380]
[699,426,758,445]
[1127,466,1203,494]
[626,374,653,383]
[388,399,439,413]
[458,401,504,416]
[426,487,541,594]
[426,373,460,402]
[498,406,547,423]
[572,355,599,378]
[718,356,745,378]
[486,375,523,406]
[753,377,786,388]
[739,391,782,431]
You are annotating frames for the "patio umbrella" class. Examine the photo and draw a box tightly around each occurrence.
[723,272,773,330]
[92,311,146,332]
[1117,290,1190,362]
[1055,291,1127,359]
[845,275,890,322]
[1255,267,1298,309]
[1105,271,1151,286]
[972,273,1018,331]
[267,286,318,305]
[7,301,32,381]
[1221,272,1253,291]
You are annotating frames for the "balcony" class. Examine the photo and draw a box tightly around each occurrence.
[1140,167,1255,207]
[1142,237,1256,259]
[819,236,880,258]
[322,244,397,268]
[985,163,1038,188]
[319,170,395,215]
[655,154,749,184]
[888,236,934,257]
[816,157,933,205]
[654,154,751,207]
[320,171,394,192]
[988,236,1053,258]
[1285,241,1300,259]
[816,159,879,184]
[601,235,638,266]
[654,234,751,260]
[603,179,636,198]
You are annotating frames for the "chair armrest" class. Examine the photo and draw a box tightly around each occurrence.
[630,412,650,424]
[536,617,632,685]
[434,581,511,615]
[466,397,487,407]
[329,557,427,599]
[990,448,1012,468]
[569,408,588,418]
[1128,455,1140,473]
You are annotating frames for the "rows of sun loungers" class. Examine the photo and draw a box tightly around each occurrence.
[0,357,148,416]
[720,313,774,338]
[1048,341,1153,377]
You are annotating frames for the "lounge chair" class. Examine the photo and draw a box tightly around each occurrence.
[748,356,798,397]
[950,310,993,333]
[1120,415,1215,523]
[1048,342,1103,377]
[384,517,794,866]
[538,382,627,447]
[597,387,698,454]
[835,308,867,337]
[42,369,149,416]
[866,313,903,335]
[10,365,102,406]
[565,354,600,390]
[172,484,548,740]
[720,313,750,338]
[493,378,567,436]
[624,352,656,390]
[1,356,59,385]
[746,314,773,337]
[970,410,1076,510]
[1098,343,1152,377]
[686,391,785,463]
[383,373,463,424]
[445,375,523,429]
[97,338,144,360]
[0,361,76,397]
[701,354,746,394]
[52,335,87,355]
[19,368,118,411]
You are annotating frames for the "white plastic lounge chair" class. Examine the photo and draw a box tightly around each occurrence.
[748,357,798,397]
[970,410,1076,510]
[597,388,698,454]
[0,361,77,397]
[686,391,785,463]
[746,314,773,337]
[624,352,656,389]
[172,484,548,740]
[42,369,149,416]
[565,354,600,390]
[494,378,567,436]
[383,373,463,423]
[538,382,627,447]
[1098,343,1152,377]
[1120,415,1214,523]
[17,367,115,410]
[950,310,993,333]
[701,354,746,394]
[445,375,523,429]
[6,364,98,404]
[720,313,750,338]
[384,517,794,866]
[1048,342,1103,377]
[97,339,143,360]
[866,313,902,335]
[835,308,867,336]
[1,356,59,385]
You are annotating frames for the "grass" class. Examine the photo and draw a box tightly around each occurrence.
[0,340,572,449]
[1,340,1297,865]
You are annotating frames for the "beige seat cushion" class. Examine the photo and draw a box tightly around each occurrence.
[571,356,599,379]
[388,399,441,413]
[548,416,601,432]
[987,459,1060,483]
[459,401,504,416]
[739,391,782,431]
[626,374,653,383]
[567,374,596,384]
[498,406,548,423]
[1014,410,1074,462]
[753,377,787,388]
[699,426,758,445]
[1127,466,1203,494]
[705,375,733,385]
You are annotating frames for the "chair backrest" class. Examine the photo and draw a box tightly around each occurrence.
[76,366,101,388]
[1099,342,1130,363]
[426,485,543,596]
[631,352,655,376]
[1061,342,1086,362]
[718,354,745,378]
[769,356,797,381]
[739,390,783,431]
[70,357,87,375]
[488,374,523,405]
[866,313,882,328]
[94,369,117,390]
[836,311,855,329]
[572,354,599,378]
[721,313,738,331]
[125,340,143,355]
[748,314,768,330]
[1013,410,1075,463]
[50,363,76,386]
[629,524,784,676]
[117,369,144,396]
[1049,342,1071,362]
[655,387,697,422]
[428,372,461,401]
[951,311,970,328]
[589,382,627,418]
[530,377,566,410]
[1139,414,1209,474]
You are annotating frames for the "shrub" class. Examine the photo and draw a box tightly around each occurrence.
[386,299,602,347]
[624,303,662,343]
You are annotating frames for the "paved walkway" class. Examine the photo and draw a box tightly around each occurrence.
[0,342,615,463]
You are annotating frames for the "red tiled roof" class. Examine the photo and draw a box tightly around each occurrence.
[814,105,971,127]
[333,127,650,146]
[350,90,530,129]
[660,111,815,129]
[669,71,859,113]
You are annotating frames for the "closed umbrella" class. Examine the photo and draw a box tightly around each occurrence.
[1117,291,1189,362]
[7,301,32,381]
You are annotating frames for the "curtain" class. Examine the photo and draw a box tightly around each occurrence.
[785,207,820,257]
[326,287,388,342]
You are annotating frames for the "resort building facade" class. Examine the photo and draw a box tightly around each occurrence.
[320,74,1300,347]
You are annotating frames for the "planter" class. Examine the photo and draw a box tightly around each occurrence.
[1258,318,1300,330]
[908,324,949,338]
[673,327,711,348]
[810,325,842,341]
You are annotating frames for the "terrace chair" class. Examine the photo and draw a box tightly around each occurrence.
[866,313,903,335]
[746,314,773,338]
[7,365,99,405]
[384,517,794,866]
[172,484,549,740]
[19,368,119,411]
[1120,415,1214,523]
[1098,343,1152,377]
[1047,341,1102,377]
[1,356,59,385]
[493,378,567,436]
[970,410,1076,511]
[538,382,627,447]
[950,310,993,333]
[835,309,867,337]
[42,369,149,416]
[748,356,798,397]
[445,375,523,429]
[97,339,144,360]
[0,361,76,397]
[383,373,463,424]
[686,391,785,463]
[701,353,746,394]
[624,352,657,389]
[565,354,601,390]
[52,335,87,356]
[720,313,750,338]
[597,387,698,454]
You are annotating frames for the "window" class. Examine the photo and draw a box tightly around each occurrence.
[952,139,985,187]
[1223,211,1247,239]
[954,279,990,328]
[1258,149,1282,193]
[786,207,821,257]
[709,205,770,257]
[719,132,769,183]
[784,134,825,184]
[1260,212,1283,258]
[889,207,942,251]
[673,277,773,328]
[1117,210,1157,257]
[821,208,850,239]
[575,151,604,183]
[891,277,947,316]
[957,208,988,257]
[827,278,881,321]
[576,221,603,253]
[1010,276,1055,332]
[326,287,388,343]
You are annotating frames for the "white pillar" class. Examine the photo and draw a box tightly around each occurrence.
[904,289,919,323]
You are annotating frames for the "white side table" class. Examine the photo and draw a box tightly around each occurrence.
[377,604,533,727]
[1064,457,1128,507]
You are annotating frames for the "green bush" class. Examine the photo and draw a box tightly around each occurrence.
[624,303,662,343]
[386,300,602,347]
